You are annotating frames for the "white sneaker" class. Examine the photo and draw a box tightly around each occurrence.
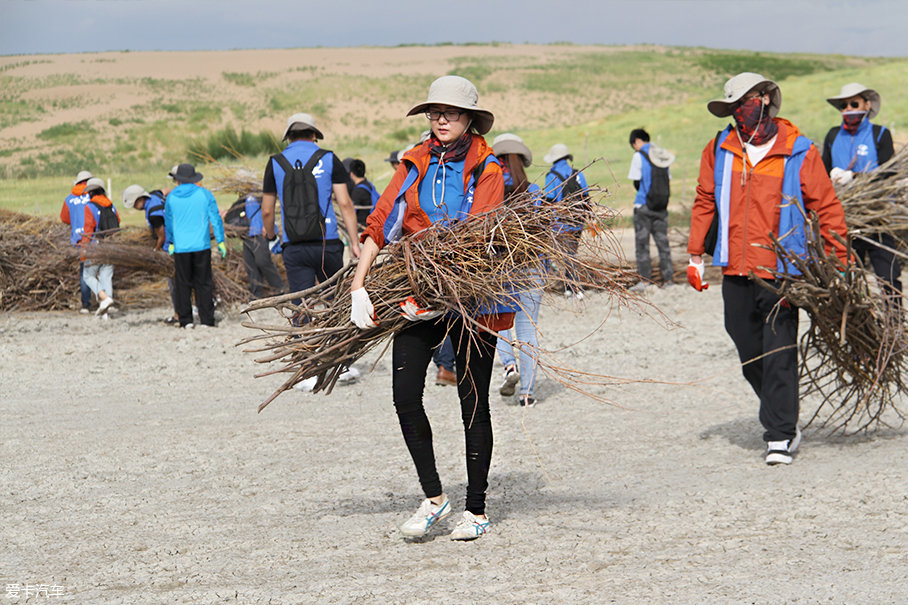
[765,427,802,465]
[183,323,194,330]
[293,376,317,392]
[400,496,452,538]
[629,281,647,293]
[337,366,360,384]
[99,313,110,321]
[574,289,585,301]
[450,511,490,541]
[95,297,115,315]
[499,365,519,397]
[79,308,91,315]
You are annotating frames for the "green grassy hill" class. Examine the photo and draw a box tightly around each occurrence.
[1,44,905,228]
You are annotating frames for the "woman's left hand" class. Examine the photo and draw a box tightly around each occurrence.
[399,296,442,321]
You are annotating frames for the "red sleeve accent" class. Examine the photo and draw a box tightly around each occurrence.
[81,204,96,246]
[800,146,848,261]
[360,161,412,250]
[687,140,719,256]
[60,202,71,224]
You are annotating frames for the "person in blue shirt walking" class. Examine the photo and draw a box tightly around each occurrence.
[164,163,227,328]
[493,133,544,407]
[822,83,899,306]
[60,170,94,313]
[627,128,675,291]
[241,194,286,299]
[543,143,588,299]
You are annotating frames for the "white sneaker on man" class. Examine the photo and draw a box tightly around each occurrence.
[95,297,115,316]
[765,427,802,465]
[399,496,452,538]
[450,511,491,541]
[499,365,519,397]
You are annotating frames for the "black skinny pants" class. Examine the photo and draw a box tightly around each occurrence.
[173,250,215,327]
[722,276,799,442]
[392,317,497,516]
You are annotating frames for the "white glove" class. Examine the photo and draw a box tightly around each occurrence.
[830,167,853,186]
[267,235,281,253]
[399,296,443,322]
[686,258,709,292]
[350,288,377,329]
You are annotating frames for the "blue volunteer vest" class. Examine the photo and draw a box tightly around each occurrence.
[244,195,264,237]
[712,126,813,275]
[144,191,170,247]
[830,118,885,174]
[65,192,90,245]
[633,143,653,207]
[271,140,340,244]
[356,181,381,210]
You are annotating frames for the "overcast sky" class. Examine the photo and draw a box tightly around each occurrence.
[2,0,906,57]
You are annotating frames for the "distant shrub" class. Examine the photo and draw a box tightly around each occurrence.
[223,72,255,87]
[188,126,281,161]
[696,53,836,81]
[36,121,95,140]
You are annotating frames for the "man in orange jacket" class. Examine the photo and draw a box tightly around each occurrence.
[687,72,848,466]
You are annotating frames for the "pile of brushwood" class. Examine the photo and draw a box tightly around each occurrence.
[240,185,643,411]
[0,208,255,312]
[754,206,906,434]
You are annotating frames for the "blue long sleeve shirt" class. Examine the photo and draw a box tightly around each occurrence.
[165,183,225,253]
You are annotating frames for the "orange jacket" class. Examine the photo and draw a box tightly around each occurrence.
[688,118,847,279]
[361,134,513,331]
[81,193,116,245]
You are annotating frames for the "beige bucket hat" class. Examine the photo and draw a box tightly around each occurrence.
[84,177,106,193]
[647,146,675,169]
[73,170,93,185]
[407,75,494,135]
[826,83,880,119]
[492,133,533,167]
[122,184,150,209]
[543,143,572,165]
[282,112,324,141]
[708,72,781,118]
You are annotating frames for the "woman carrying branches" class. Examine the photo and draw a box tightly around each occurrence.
[492,133,545,407]
[349,76,510,541]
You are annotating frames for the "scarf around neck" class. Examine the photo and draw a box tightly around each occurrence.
[428,130,473,164]
[842,110,868,134]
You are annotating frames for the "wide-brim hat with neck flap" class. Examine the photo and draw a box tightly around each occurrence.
[708,72,781,118]
[543,143,572,165]
[826,82,881,119]
[407,75,494,135]
[492,133,533,167]
[282,112,324,141]
[647,145,675,169]
[172,163,203,184]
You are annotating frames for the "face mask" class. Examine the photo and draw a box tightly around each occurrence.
[733,97,778,146]
[842,110,867,134]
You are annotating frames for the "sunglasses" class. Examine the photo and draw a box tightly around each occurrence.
[838,100,863,110]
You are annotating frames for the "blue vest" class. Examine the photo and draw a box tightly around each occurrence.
[356,181,381,210]
[64,192,90,245]
[144,191,170,247]
[712,126,812,275]
[633,143,653,207]
[830,119,884,173]
[244,195,264,237]
[271,140,339,244]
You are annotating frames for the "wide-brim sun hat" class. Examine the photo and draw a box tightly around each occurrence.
[826,82,881,119]
[172,163,203,184]
[384,150,400,164]
[282,112,324,141]
[84,177,106,193]
[73,170,93,185]
[708,72,781,118]
[648,146,676,169]
[122,184,150,209]
[543,143,572,165]
[407,75,494,135]
[492,133,533,167]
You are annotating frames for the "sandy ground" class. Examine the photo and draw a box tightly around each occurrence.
[2,251,906,604]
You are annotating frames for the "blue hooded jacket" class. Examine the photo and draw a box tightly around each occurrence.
[165,184,225,253]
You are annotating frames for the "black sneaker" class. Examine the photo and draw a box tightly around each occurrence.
[519,394,536,407]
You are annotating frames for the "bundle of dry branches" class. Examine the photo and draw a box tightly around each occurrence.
[752,209,906,434]
[240,186,642,411]
[836,144,908,249]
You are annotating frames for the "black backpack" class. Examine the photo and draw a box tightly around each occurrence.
[271,149,329,244]
[548,168,592,227]
[89,201,120,238]
[224,197,259,229]
[642,150,671,211]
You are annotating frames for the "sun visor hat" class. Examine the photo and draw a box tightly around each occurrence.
[407,75,494,135]
[707,72,781,118]
[122,184,150,209]
[826,82,881,119]
[492,133,533,167]
[282,112,324,141]
[543,143,572,165]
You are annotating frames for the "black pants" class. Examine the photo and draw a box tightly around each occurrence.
[392,317,497,516]
[281,240,344,302]
[722,276,799,442]
[854,234,902,308]
[173,250,215,327]
[242,235,285,298]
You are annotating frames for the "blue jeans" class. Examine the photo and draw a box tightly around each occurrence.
[432,335,455,371]
[496,278,544,397]
[79,261,92,309]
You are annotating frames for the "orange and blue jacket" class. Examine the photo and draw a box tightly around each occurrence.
[361,134,513,330]
[80,193,119,245]
[688,118,848,279]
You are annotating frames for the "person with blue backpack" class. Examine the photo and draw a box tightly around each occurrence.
[687,72,848,466]
[822,83,899,306]
[543,143,589,299]
[60,170,94,314]
[627,128,676,291]
[349,75,509,541]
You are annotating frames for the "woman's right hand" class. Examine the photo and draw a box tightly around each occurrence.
[350,288,378,329]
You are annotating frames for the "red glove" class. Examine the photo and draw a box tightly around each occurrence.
[687,259,709,291]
